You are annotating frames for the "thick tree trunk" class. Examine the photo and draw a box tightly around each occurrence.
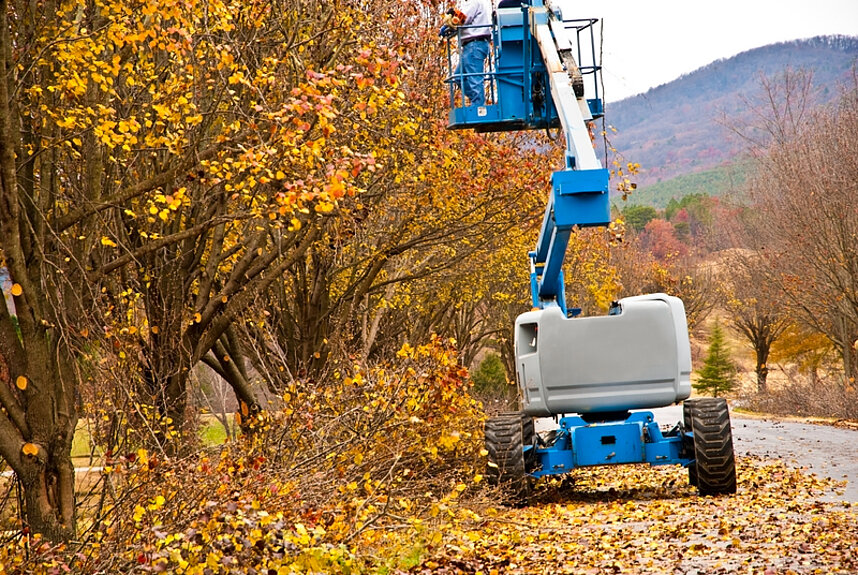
[0,338,78,542]
[755,342,770,394]
[18,439,77,542]
[0,0,78,542]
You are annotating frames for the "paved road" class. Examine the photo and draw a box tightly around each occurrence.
[645,405,858,502]
[539,404,858,502]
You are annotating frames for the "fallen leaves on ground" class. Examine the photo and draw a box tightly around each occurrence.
[395,456,856,574]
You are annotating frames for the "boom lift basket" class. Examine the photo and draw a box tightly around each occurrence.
[444,5,603,132]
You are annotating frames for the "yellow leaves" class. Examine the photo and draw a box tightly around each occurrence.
[437,431,461,450]
[148,494,166,511]
[10,283,22,297]
[396,457,857,573]
[314,201,335,214]
[325,174,346,199]
[116,118,140,134]
[15,376,27,390]
[56,115,77,129]
[354,74,373,90]
[100,236,118,248]
[137,448,149,467]
[152,103,171,120]
[132,504,146,523]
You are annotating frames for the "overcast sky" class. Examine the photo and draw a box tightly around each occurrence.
[578,0,858,102]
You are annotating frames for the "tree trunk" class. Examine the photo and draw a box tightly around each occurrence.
[755,342,770,394]
[0,335,78,542]
[18,439,77,542]
[0,0,77,541]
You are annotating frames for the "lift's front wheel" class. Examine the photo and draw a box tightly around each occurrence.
[683,398,737,495]
[484,412,534,502]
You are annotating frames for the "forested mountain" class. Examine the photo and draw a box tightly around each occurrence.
[605,35,858,193]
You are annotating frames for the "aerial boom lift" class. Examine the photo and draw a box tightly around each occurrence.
[444,0,736,498]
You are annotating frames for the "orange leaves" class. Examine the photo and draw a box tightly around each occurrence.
[354,74,374,90]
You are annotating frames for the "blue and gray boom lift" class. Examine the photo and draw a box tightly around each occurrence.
[443,0,736,498]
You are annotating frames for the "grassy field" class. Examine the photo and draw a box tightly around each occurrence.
[622,159,751,208]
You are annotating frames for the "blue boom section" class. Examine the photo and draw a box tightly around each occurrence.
[444,0,609,314]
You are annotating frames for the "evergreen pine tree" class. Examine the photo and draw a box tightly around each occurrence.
[694,322,738,397]
[471,353,508,394]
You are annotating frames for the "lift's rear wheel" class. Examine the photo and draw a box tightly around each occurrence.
[484,412,535,502]
[683,398,737,495]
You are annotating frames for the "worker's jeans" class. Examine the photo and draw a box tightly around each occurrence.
[456,39,489,106]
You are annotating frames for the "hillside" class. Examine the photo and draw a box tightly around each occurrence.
[605,35,858,196]
[620,159,752,209]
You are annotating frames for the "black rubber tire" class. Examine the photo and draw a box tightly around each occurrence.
[684,398,737,495]
[485,412,534,502]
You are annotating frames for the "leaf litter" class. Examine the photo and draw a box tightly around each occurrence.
[396,456,856,574]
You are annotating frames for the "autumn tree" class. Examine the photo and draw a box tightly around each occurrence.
[718,250,790,393]
[0,0,418,538]
[609,231,715,331]
[621,204,657,232]
[237,7,555,385]
[640,218,688,261]
[0,0,85,541]
[745,71,858,385]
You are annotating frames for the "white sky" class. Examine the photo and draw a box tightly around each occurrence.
[579,0,858,102]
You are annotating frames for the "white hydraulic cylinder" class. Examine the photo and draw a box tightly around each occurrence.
[530,5,600,170]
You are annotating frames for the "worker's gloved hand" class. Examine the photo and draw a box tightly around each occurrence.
[444,8,466,26]
[439,8,465,39]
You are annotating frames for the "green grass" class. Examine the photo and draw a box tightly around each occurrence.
[199,420,230,445]
[198,413,234,445]
[65,414,233,464]
[623,160,752,209]
[71,421,100,459]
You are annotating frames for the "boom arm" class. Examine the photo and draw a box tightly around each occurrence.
[444,0,610,313]
[527,1,609,312]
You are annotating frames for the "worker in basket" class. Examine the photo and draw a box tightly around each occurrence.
[440,0,492,107]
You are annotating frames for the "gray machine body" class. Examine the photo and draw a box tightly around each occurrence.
[514,293,692,416]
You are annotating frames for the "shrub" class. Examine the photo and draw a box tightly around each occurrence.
[0,336,486,573]
[471,353,507,394]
